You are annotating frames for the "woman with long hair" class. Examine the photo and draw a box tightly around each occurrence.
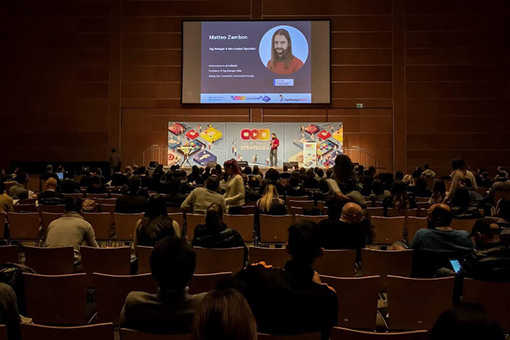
[191,289,257,340]
[134,194,179,247]
[223,159,245,214]
[384,180,415,212]
[256,184,286,215]
[192,203,244,249]
[429,179,447,204]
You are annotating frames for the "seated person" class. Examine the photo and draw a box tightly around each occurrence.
[115,176,148,214]
[450,187,482,219]
[454,219,510,299]
[245,176,261,203]
[8,173,30,199]
[86,174,107,194]
[430,302,504,340]
[383,181,416,212]
[233,220,338,340]
[60,171,80,193]
[0,181,13,213]
[119,236,206,334]
[44,198,98,265]
[460,178,484,208]
[38,178,65,205]
[256,184,287,215]
[135,194,179,246]
[411,204,473,253]
[317,202,365,261]
[0,283,21,340]
[303,169,319,189]
[111,168,129,187]
[181,175,227,214]
[285,172,307,197]
[429,180,447,204]
[191,289,257,340]
[411,177,432,198]
[368,179,390,201]
[192,203,244,249]
[164,178,186,208]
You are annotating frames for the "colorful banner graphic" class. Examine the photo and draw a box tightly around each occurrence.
[167,122,343,167]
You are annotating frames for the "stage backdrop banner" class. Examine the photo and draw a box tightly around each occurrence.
[167,122,343,167]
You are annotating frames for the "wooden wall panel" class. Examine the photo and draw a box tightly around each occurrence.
[3,0,509,176]
[0,0,111,169]
[405,0,510,175]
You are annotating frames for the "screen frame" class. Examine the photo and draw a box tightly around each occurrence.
[181,19,332,106]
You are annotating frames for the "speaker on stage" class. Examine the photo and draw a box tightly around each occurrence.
[206,161,217,168]
[238,161,248,168]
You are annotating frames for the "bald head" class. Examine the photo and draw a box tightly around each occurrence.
[428,203,452,228]
[45,178,57,191]
[341,203,363,224]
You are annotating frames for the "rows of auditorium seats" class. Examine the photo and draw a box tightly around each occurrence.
[1,242,509,335]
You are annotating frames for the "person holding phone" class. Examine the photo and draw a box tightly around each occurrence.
[269,133,279,167]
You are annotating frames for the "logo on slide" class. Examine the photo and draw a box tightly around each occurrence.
[262,96,271,102]
[231,96,246,101]
[240,129,270,141]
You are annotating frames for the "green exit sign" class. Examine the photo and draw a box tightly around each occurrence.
[356,103,363,109]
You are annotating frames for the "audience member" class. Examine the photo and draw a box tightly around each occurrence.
[369,179,390,201]
[260,168,285,196]
[280,165,292,179]
[223,160,245,214]
[317,202,365,261]
[120,236,206,334]
[115,176,148,213]
[450,187,482,219]
[447,158,478,201]
[421,164,436,178]
[411,204,473,252]
[233,220,338,339]
[256,184,286,215]
[245,176,261,203]
[496,198,510,230]
[111,168,129,187]
[456,219,510,285]
[86,174,107,194]
[164,178,186,208]
[0,181,13,213]
[191,289,257,340]
[60,171,80,193]
[192,203,244,249]
[303,168,319,189]
[460,178,484,208]
[40,164,59,183]
[37,178,65,205]
[429,180,447,204]
[384,181,415,211]
[181,175,227,214]
[135,195,179,246]
[411,177,432,198]
[285,172,307,197]
[0,283,21,340]
[8,173,29,199]
[488,171,510,204]
[476,169,493,188]
[430,302,504,340]
[44,198,98,265]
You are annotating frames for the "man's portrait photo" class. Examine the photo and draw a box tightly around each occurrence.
[260,26,309,75]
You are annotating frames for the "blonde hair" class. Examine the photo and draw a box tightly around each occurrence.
[258,184,281,212]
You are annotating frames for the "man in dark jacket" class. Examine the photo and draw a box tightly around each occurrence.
[454,218,510,299]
